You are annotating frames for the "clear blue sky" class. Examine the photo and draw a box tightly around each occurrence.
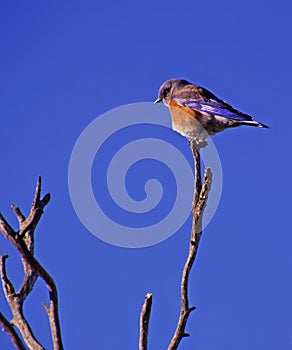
[1,1,291,349]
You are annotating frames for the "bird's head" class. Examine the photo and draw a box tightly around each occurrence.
[154,79,191,105]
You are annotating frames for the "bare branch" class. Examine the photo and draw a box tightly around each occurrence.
[139,293,153,350]
[32,176,42,206]
[0,177,64,350]
[168,140,212,350]
[0,255,16,297]
[17,177,49,301]
[191,140,203,207]
[0,214,16,241]
[0,255,44,350]
[12,237,63,349]
[11,205,25,223]
[19,177,51,238]
[0,312,26,350]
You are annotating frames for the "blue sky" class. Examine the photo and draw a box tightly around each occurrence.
[1,1,291,349]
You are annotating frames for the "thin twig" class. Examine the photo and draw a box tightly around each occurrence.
[192,140,203,207]
[168,140,212,350]
[139,293,153,350]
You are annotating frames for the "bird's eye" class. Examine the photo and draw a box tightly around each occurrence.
[163,88,170,97]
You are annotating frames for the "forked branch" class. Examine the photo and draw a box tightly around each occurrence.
[0,311,26,350]
[0,177,64,350]
[138,140,212,349]
[168,140,212,350]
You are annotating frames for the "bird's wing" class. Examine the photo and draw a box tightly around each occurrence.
[172,85,254,122]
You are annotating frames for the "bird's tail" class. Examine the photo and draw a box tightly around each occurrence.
[241,120,269,129]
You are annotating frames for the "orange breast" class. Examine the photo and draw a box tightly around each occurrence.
[169,99,201,127]
[168,99,205,138]
[169,98,197,117]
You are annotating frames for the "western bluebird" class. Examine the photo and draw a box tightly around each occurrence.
[154,79,268,139]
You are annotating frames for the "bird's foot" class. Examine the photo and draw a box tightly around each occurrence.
[188,138,208,149]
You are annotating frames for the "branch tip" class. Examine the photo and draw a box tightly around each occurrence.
[42,193,51,205]
[33,176,42,205]
[139,291,153,350]
[11,205,25,223]
[145,292,152,300]
[204,167,212,180]
[42,302,49,314]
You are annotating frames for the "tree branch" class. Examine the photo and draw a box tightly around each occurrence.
[0,254,44,350]
[0,177,64,350]
[139,293,153,350]
[168,140,212,350]
[0,311,26,350]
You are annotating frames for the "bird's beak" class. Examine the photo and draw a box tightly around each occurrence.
[154,97,162,104]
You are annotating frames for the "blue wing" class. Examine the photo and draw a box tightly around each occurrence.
[172,85,254,122]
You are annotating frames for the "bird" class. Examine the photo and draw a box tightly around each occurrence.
[154,79,268,139]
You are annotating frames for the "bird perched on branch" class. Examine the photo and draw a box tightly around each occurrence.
[154,79,268,139]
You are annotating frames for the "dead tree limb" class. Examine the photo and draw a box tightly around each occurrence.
[0,311,26,350]
[138,139,212,349]
[167,140,212,350]
[139,293,153,350]
[0,176,64,350]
